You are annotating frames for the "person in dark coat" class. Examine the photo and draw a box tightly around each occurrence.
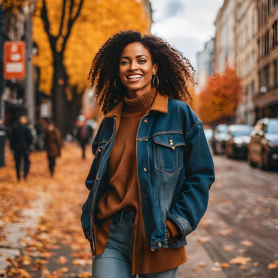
[10,116,33,181]
[44,121,62,176]
[0,119,6,167]
[76,115,93,159]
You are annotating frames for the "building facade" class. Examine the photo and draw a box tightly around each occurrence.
[254,0,278,120]
[235,0,257,125]
[0,7,27,130]
[214,0,236,72]
[196,38,215,94]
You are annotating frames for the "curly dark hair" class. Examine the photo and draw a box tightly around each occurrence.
[88,30,195,114]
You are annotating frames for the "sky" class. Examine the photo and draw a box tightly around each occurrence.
[150,0,224,71]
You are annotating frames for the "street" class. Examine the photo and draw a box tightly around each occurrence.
[1,145,278,278]
[191,154,278,278]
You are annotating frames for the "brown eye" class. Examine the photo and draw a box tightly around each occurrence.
[139,59,147,63]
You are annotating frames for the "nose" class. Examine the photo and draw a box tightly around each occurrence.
[129,60,138,71]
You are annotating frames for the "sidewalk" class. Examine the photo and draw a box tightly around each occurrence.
[178,231,228,278]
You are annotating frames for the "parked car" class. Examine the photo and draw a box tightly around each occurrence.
[248,118,278,170]
[225,124,253,159]
[212,124,228,155]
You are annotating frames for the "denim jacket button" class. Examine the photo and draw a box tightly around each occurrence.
[143,168,148,172]
[144,118,148,123]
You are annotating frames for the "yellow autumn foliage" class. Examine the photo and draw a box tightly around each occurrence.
[32,0,150,95]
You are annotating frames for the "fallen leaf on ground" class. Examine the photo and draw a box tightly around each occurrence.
[268,263,278,269]
[57,256,68,264]
[211,266,222,272]
[72,259,92,266]
[220,262,230,268]
[223,245,234,251]
[77,272,92,278]
[237,249,246,253]
[253,262,259,266]
[197,237,211,243]
[33,258,48,265]
[199,261,206,267]
[240,240,254,246]
[194,268,200,272]
[230,256,252,265]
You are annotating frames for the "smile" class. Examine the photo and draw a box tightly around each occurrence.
[126,75,143,81]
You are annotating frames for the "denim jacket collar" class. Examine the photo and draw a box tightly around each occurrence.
[104,90,168,119]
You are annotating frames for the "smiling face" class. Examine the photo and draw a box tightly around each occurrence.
[119,42,158,98]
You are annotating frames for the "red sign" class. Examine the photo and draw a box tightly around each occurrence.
[4,41,26,80]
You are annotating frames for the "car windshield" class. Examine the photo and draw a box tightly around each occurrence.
[231,127,253,137]
[266,120,278,134]
[217,125,228,134]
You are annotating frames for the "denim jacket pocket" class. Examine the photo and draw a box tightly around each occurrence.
[153,132,185,174]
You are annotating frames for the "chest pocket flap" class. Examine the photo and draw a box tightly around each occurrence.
[154,133,185,150]
[153,133,185,174]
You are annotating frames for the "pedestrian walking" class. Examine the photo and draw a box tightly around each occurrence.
[10,116,33,181]
[76,115,92,159]
[44,121,61,177]
[81,30,215,278]
[0,119,6,167]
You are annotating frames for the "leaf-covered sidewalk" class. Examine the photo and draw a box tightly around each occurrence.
[0,143,93,278]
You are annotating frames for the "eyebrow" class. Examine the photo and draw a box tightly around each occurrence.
[120,55,148,59]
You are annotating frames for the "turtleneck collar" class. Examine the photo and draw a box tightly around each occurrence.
[123,87,157,113]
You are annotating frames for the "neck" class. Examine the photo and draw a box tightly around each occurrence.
[126,83,152,99]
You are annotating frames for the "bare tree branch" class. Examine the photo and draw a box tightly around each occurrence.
[61,0,84,53]
[41,0,57,53]
[58,0,66,38]
[41,0,51,38]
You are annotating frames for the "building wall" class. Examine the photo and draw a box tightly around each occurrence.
[214,0,236,72]
[0,7,27,128]
[235,0,257,126]
[196,38,214,94]
[254,0,278,120]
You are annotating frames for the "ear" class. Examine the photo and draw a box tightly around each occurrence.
[152,63,159,75]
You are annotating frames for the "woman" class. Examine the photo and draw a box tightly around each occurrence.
[81,30,215,278]
[44,121,61,176]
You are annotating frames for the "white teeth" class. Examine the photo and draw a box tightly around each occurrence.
[127,75,142,79]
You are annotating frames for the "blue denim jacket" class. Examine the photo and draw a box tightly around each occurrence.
[81,91,215,252]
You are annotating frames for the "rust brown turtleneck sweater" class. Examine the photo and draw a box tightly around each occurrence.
[94,88,187,274]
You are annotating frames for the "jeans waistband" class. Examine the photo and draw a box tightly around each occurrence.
[117,210,136,218]
[113,210,136,224]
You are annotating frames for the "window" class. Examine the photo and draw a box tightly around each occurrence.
[266,30,270,53]
[274,60,277,87]
[251,80,255,96]
[259,70,262,88]
[273,21,278,46]
[264,65,269,87]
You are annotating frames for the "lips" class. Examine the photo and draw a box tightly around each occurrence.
[126,74,143,82]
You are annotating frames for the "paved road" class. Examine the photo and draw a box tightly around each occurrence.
[193,154,278,278]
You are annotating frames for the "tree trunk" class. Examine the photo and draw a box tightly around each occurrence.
[52,53,68,137]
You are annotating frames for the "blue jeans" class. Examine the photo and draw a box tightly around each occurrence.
[92,211,179,278]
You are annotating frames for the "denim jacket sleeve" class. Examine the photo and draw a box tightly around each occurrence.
[85,120,104,191]
[169,120,215,239]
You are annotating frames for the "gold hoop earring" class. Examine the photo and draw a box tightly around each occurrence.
[114,77,125,90]
[152,75,159,87]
